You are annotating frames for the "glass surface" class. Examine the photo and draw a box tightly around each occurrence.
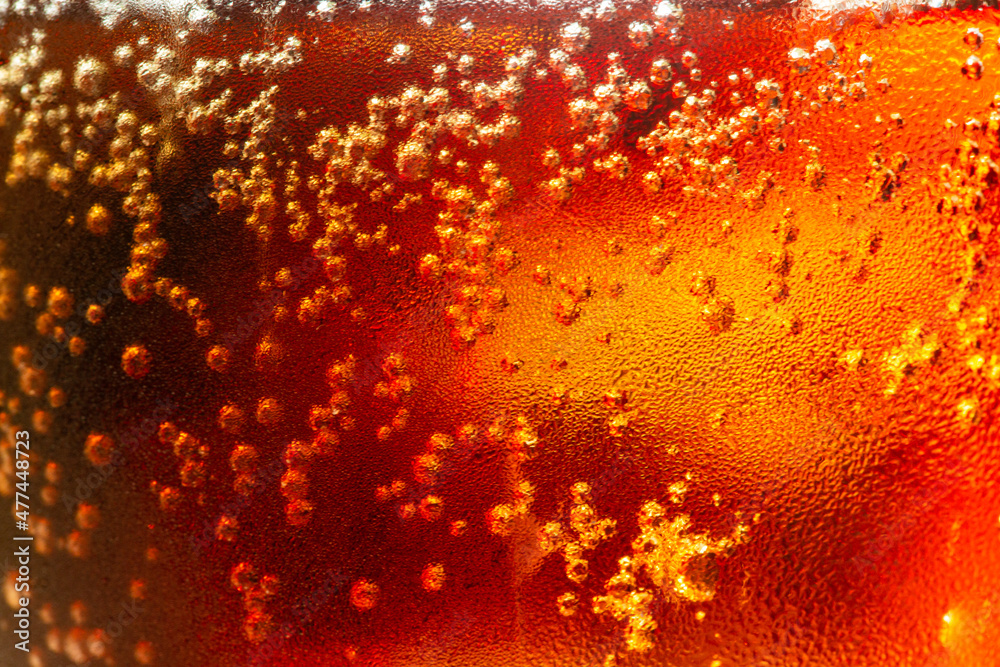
[0,0,998,665]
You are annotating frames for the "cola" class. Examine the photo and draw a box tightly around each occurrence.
[0,1,998,665]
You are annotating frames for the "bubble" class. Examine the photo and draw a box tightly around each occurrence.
[420,563,446,592]
[701,297,735,333]
[281,469,309,501]
[80,202,111,235]
[962,55,983,80]
[560,22,590,54]
[653,1,683,31]
[420,495,444,521]
[557,591,579,616]
[64,627,89,664]
[218,403,246,433]
[255,397,282,425]
[127,579,148,601]
[813,39,837,65]
[44,461,63,485]
[628,22,654,49]
[46,286,73,319]
[349,579,379,611]
[206,345,231,372]
[83,433,115,466]
[75,503,100,530]
[413,453,441,485]
[133,641,155,666]
[157,486,181,511]
[562,63,587,91]
[487,503,516,536]
[229,444,259,473]
[230,562,258,593]
[73,56,108,97]
[67,529,91,558]
[388,43,412,65]
[963,27,983,49]
[623,80,652,111]
[35,312,55,336]
[286,497,314,526]
[121,344,151,379]
[788,47,812,74]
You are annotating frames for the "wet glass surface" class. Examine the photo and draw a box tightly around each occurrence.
[0,0,998,665]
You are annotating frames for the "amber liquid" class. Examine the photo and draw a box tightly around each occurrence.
[0,1,998,665]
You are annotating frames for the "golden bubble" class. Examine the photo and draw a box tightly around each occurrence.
[68,336,86,356]
[349,579,379,612]
[75,503,100,530]
[23,284,42,308]
[85,203,113,235]
[85,304,104,324]
[420,563,446,592]
[66,529,91,558]
[31,408,52,434]
[255,398,282,425]
[83,433,114,467]
[35,311,55,336]
[121,344,151,379]
[219,403,246,433]
[206,345,231,372]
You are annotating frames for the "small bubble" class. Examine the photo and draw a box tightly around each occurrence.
[813,39,837,65]
[349,579,379,611]
[229,444,259,473]
[230,562,258,592]
[157,486,181,512]
[420,563,446,592]
[85,304,105,324]
[560,22,590,54]
[387,43,412,65]
[73,56,108,97]
[134,640,155,666]
[67,529,91,558]
[255,397,282,425]
[84,433,115,466]
[788,47,812,74]
[121,344,151,379]
[23,284,42,308]
[130,579,147,600]
[650,58,673,86]
[85,203,113,235]
[75,503,100,530]
[420,495,444,521]
[557,591,579,616]
[219,403,246,433]
[964,27,983,49]
[653,1,683,31]
[206,345,231,372]
[628,22,654,49]
[962,56,983,80]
